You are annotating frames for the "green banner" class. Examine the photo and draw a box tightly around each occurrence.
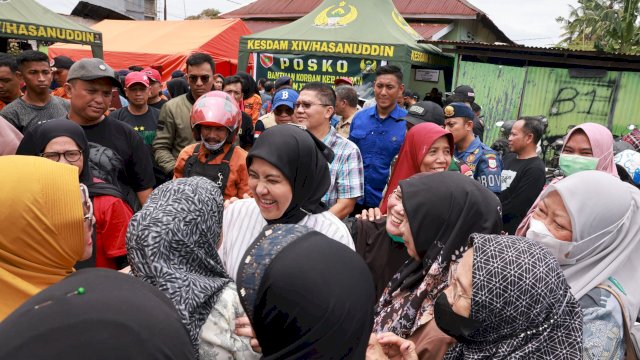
[255,53,378,91]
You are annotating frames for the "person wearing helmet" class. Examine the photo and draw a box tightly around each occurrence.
[173,91,250,200]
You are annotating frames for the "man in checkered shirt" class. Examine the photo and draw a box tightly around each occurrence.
[294,82,364,219]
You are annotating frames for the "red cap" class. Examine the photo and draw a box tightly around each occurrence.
[334,77,353,86]
[143,67,162,83]
[124,72,150,88]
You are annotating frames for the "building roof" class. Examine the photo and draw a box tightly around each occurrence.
[224,0,511,43]
[422,40,640,70]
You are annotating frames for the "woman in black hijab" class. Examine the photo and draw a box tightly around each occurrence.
[237,224,375,359]
[220,124,354,283]
[16,120,133,270]
[0,268,196,360]
[373,172,502,358]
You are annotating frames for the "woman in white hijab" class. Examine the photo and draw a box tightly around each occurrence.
[521,170,640,359]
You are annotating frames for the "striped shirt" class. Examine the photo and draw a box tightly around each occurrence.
[321,127,364,208]
[219,199,355,281]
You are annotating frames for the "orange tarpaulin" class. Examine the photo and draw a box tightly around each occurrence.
[48,18,251,81]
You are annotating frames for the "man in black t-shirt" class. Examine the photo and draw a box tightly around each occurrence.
[499,117,546,234]
[63,58,155,208]
[110,72,160,146]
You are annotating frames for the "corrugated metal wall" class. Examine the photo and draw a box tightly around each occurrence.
[456,61,526,144]
[457,61,640,145]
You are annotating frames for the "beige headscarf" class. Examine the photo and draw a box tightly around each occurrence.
[0,156,84,320]
[0,116,22,155]
[538,171,640,325]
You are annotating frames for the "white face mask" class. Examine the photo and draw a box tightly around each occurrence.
[202,138,226,152]
[526,218,575,265]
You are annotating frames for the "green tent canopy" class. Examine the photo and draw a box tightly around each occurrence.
[0,0,103,58]
[237,0,452,82]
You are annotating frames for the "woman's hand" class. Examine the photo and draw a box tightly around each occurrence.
[356,207,383,221]
[376,332,418,360]
[234,316,261,353]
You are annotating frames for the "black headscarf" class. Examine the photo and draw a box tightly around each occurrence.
[236,72,259,99]
[237,224,375,360]
[16,119,93,186]
[0,268,196,360]
[444,234,583,359]
[167,77,190,98]
[247,124,334,224]
[374,172,502,337]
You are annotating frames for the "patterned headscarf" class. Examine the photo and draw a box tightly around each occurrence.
[444,234,583,359]
[374,172,502,338]
[126,177,231,356]
[237,224,375,360]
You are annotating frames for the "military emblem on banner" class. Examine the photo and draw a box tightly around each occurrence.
[260,54,274,69]
[360,59,377,73]
[391,9,422,40]
[314,1,358,28]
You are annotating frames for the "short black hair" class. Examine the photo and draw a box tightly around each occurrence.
[300,82,336,107]
[375,65,403,83]
[223,75,242,88]
[335,85,358,108]
[264,81,274,92]
[0,52,18,72]
[471,102,481,113]
[186,52,215,74]
[518,116,544,143]
[128,65,143,72]
[257,78,266,87]
[15,50,49,69]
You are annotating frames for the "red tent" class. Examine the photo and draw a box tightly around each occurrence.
[48,18,251,81]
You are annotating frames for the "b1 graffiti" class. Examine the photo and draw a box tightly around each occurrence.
[549,83,614,119]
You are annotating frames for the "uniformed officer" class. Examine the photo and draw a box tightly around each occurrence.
[444,102,502,193]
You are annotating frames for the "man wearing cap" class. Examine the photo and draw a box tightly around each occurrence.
[444,102,502,193]
[334,85,358,138]
[295,82,363,219]
[153,52,216,176]
[405,101,445,130]
[110,72,160,153]
[0,53,21,111]
[142,68,168,110]
[61,58,155,208]
[334,77,353,87]
[0,50,69,133]
[254,87,298,140]
[453,84,484,141]
[349,65,407,211]
[51,55,75,99]
[402,89,418,109]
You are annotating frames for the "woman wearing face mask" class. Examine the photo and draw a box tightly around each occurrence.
[437,234,583,359]
[0,156,91,320]
[16,119,133,270]
[516,122,618,236]
[522,170,640,359]
[220,124,354,282]
[379,123,454,214]
[373,172,502,359]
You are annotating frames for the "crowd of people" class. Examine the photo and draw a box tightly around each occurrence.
[0,48,639,360]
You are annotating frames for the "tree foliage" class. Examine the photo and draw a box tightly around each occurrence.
[556,0,640,53]
[185,8,221,20]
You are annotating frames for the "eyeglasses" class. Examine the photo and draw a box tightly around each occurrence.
[79,183,94,225]
[294,101,332,110]
[448,261,472,305]
[40,150,82,162]
[274,106,294,116]
[188,74,211,84]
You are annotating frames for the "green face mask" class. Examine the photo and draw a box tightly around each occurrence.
[559,153,599,177]
[387,232,405,244]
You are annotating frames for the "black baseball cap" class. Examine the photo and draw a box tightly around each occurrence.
[406,101,445,126]
[274,76,292,90]
[51,56,74,70]
[453,85,475,103]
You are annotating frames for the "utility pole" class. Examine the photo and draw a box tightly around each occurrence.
[164,0,167,20]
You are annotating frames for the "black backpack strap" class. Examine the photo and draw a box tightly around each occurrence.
[87,182,127,202]
[183,143,202,177]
